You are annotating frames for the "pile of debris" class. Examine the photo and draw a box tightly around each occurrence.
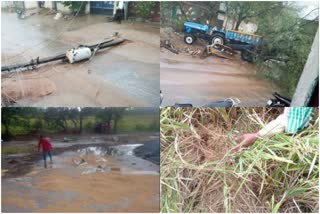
[160,26,207,57]
[183,47,203,56]
[160,40,179,54]
[160,39,204,56]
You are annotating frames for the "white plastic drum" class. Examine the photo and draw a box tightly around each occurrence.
[66,47,92,64]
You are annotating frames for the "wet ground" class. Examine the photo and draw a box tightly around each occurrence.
[1,9,159,107]
[2,135,160,212]
[160,27,277,107]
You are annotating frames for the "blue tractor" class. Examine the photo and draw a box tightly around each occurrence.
[183,21,263,62]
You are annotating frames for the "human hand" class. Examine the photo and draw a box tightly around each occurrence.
[230,132,259,153]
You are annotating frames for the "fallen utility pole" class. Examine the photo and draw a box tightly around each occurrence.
[1,38,125,72]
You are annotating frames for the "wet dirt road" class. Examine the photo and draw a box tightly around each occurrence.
[2,142,160,212]
[160,49,276,107]
[1,10,159,107]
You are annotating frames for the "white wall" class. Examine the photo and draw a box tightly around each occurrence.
[55,2,90,14]
[222,17,258,34]
[43,1,54,10]
[217,2,258,33]
[24,1,38,9]
[1,0,90,14]
[1,1,14,8]
[238,22,258,34]
[20,1,91,14]
[57,2,72,14]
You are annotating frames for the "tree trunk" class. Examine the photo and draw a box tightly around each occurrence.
[113,119,119,134]
[4,122,11,140]
[178,3,187,20]
[235,19,242,30]
[71,119,78,132]
[79,117,83,134]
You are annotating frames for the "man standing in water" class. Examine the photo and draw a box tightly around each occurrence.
[38,135,53,168]
[231,107,313,153]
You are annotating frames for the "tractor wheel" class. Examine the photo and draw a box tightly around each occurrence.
[241,50,257,63]
[210,33,225,45]
[184,34,195,45]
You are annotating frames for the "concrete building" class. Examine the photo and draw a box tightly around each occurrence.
[1,1,159,21]
[217,2,258,33]
[1,1,125,16]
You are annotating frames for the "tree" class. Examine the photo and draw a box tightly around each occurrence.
[43,108,69,132]
[254,3,318,96]
[161,1,220,31]
[78,108,96,134]
[134,1,157,18]
[1,108,40,140]
[60,1,87,15]
[224,1,318,96]
[112,108,126,133]
[225,1,283,30]
[2,108,20,140]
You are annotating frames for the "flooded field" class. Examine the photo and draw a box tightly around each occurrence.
[1,10,159,107]
[2,137,160,212]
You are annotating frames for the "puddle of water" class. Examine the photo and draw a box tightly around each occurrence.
[2,143,159,212]
[92,53,159,105]
[76,144,159,176]
[76,144,143,157]
[109,144,143,156]
[34,144,158,176]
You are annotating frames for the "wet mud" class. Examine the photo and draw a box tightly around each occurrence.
[2,10,159,106]
[160,27,277,107]
[2,138,160,212]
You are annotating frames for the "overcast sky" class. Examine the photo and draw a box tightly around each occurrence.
[292,1,319,20]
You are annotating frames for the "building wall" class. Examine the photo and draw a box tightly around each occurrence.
[24,1,38,9]
[217,2,258,33]
[1,1,25,9]
[44,1,90,14]
[1,1,37,9]
[220,16,257,33]
[1,1,13,8]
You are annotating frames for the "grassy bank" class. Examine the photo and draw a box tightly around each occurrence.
[160,107,319,213]
[2,144,35,155]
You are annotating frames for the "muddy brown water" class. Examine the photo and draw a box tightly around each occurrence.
[160,47,277,107]
[2,10,159,107]
[2,142,160,212]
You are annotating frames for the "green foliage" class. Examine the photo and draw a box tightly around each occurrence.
[255,4,318,96]
[135,1,156,18]
[172,17,187,32]
[161,2,220,31]
[1,108,159,139]
[84,120,94,132]
[60,1,87,14]
[161,1,318,97]
[160,107,319,212]
[117,113,159,133]
[225,1,318,96]
[225,2,281,30]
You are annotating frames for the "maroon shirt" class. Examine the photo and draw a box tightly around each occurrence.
[38,137,53,152]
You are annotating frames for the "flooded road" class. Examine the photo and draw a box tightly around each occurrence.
[2,142,160,212]
[1,10,159,106]
[160,46,276,107]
